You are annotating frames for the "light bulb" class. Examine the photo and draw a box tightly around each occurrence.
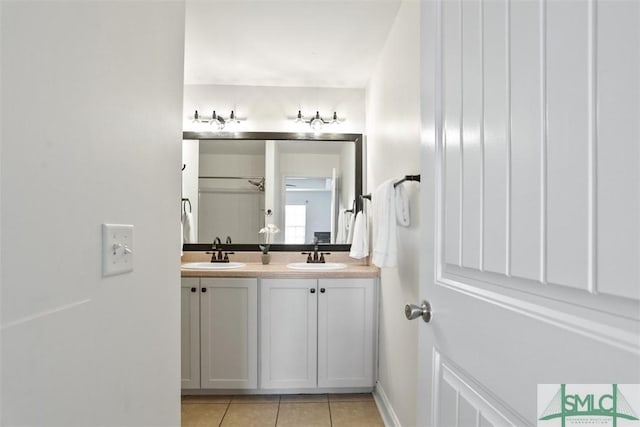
[310,111,324,132]
[209,110,224,130]
[224,110,242,130]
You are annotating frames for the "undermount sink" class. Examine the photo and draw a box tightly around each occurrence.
[286,262,347,271]
[182,262,246,270]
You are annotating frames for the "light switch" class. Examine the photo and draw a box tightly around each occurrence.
[102,224,134,277]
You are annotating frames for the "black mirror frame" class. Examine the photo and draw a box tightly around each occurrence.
[182,131,363,252]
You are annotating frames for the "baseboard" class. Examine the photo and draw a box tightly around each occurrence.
[373,382,401,427]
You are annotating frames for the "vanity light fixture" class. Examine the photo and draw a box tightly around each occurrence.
[291,110,344,132]
[190,109,246,130]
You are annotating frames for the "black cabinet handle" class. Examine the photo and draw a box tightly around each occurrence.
[310,288,316,294]
[202,288,207,293]
[320,288,326,293]
[191,287,196,293]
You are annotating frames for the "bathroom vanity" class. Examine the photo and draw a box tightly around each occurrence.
[180,256,379,394]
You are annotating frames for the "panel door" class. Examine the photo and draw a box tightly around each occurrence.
[317,278,377,388]
[200,278,257,389]
[181,278,200,390]
[418,0,640,425]
[260,278,318,389]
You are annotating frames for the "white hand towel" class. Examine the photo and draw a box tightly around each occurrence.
[182,211,195,243]
[395,183,410,227]
[346,211,356,244]
[372,178,398,267]
[349,211,369,259]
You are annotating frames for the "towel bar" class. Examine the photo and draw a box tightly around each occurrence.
[182,198,192,213]
[393,174,421,188]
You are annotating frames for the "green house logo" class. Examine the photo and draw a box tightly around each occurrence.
[539,384,639,426]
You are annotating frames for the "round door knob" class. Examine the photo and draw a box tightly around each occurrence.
[191,287,196,293]
[405,301,432,323]
[310,288,316,294]
[320,288,326,293]
[202,288,207,293]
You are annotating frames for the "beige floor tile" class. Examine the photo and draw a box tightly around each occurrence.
[230,394,281,403]
[330,400,384,427]
[280,394,328,403]
[221,402,279,427]
[181,403,228,427]
[276,402,331,427]
[328,393,374,402]
[182,395,233,404]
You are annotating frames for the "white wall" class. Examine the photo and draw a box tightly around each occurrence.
[183,84,365,133]
[365,1,421,426]
[280,153,340,178]
[0,1,3,419]
[1,2,185,425]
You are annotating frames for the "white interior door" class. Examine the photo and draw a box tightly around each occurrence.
[417,0,640,425]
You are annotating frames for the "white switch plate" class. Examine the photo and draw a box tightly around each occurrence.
[102,224,134,277]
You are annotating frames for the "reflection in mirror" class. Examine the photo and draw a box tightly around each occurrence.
[196,140,265,243]
[182,134,359,247]
[284,176,334,244]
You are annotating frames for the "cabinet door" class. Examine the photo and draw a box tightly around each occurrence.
[260,279,317,389]
[317,278,377,388]
[200,278,257,389]
[181,278,200,389]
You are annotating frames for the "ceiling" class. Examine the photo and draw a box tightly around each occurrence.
[184,0,401,88]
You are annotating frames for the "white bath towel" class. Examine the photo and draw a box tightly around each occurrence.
[182,211,195,243]
[349,211,369,259]
[372,179,398,267]
[395,182,410,227]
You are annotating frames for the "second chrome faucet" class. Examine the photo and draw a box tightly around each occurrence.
[302,237,331,263]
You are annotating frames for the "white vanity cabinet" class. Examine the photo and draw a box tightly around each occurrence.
[260,279,318,389]
[200,278,258,389]
[260,278,377,390]
[180,277,258,390]
[317,278,376,388]
[181,278,201,389]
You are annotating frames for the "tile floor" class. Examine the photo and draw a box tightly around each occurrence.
[181,393,384,427]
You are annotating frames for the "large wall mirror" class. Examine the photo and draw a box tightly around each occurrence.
[182,131,363,251]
